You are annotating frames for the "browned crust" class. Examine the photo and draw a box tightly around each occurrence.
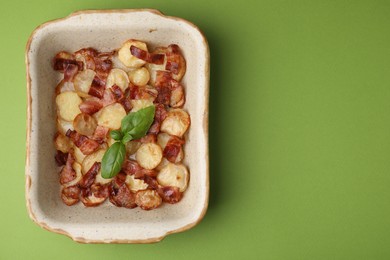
[25,8,210,244]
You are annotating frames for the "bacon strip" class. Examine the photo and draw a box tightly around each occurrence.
[79,162,101,188]
[122,159,142,176]
[111,85,124,101]
[88,76,106,98]
[59,153,76,185]
[55,151,68,166]
[79,97,103,115]
[101,89,116,107]
[92,126,109,144]
[158,186,182,204]
[130,46,164,65]
[163,136,185,163]
[80,183,109,207]
[165,44,183,75]
[155,71,173,105]
[53,58,83,72]
[74,48,113,80]
[148,104,167,135]
[143,175,159,189]
[129,84,139,99]
[63,64,79,82]
[109,173,137,208]
[61,185,80,206]
[67,130,100,155]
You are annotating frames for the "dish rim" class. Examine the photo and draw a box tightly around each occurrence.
[25,8,210,244]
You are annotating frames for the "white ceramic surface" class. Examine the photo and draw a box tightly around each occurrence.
[25,9,209,243]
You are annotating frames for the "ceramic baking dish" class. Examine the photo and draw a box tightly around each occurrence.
[25,9,209,243]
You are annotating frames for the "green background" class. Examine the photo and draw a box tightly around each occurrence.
[1,0,390,259]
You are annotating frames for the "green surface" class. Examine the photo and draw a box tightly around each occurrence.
[1,0,390,259]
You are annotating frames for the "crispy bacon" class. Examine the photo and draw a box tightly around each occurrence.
[148,122,160,135]
[109,173,137,208]
[59,153,76,185]
[155,104,168,122]
[67,130,99,155]
[92,126,109,144]
[80,183,109,207]
[53,51,83,72]
[130,45,164,65]
[143,175,159,189]
[61,185,80,206]
[148,104,167,134]
[88,76,106,98]
[63,64,79,82]
[119,88,132,112]
[75,47,113,81]
[165,44,183,75]
[79,162,101,188]
[129,83,139,99]
[79,97,103,114]
[79,139,99,155]
[95,58,112,79]
[111,85,124,101]
[101,89,116,107]
[130,45,148,60]
[149,53,165,64]
[163,136,185,163]
[122,159,142,176]
[55,151,68,166]
[121,98,132,112]
[155,71,172,88]
[158,186,182,204]
[155,71,172,105]
[53,58,83,72]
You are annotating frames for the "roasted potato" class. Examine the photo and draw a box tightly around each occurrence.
[56,91,82,121]
[136,143,162,170]
[160,109,190,138]
[94,103,126,130]
[118,40,148,68]
[157,163,189,192]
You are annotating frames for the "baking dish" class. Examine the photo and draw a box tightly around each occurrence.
[25,9,209,243]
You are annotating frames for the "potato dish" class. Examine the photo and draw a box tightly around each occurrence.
[53,40,190,210]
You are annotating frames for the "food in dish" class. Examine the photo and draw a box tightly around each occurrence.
[53,39,190,210]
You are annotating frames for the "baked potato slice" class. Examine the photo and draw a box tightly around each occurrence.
[118,40,148,68]
[54,133,72,153]
[106,68,129,92]
[135,190,162,210]
[128,67,150,86]
[125,175,148,192]
[73,69,96,97]
[94,103,126,129]
[73,113,98,136]
[160,109,190,138]
[56,91,82,121]
[157,163,189,192]
[136,143,162,170]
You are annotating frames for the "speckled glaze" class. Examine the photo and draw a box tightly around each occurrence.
[25,9,209,243]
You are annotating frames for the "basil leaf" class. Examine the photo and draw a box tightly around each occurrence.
[121,106,155,139]
[121,132,133,143]
[101,141,126,179]
[110,130,123,141]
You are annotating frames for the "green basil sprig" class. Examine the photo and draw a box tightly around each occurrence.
[101,105,155,179]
